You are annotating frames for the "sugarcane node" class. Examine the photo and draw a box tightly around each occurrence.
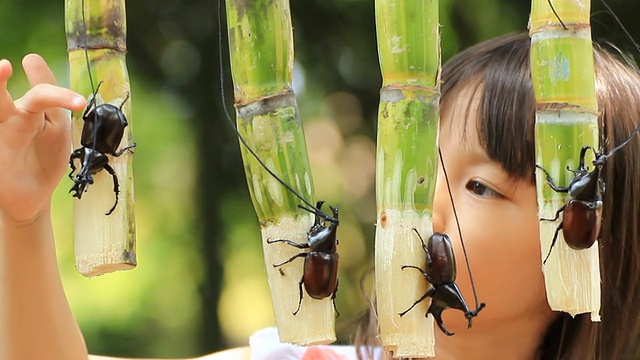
[399,230,485,336]
[537,120,640,264]
[266,201,340,316]
[69,81,136,216]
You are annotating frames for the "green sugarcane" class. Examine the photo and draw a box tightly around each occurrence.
[224,0,336,345]
[65,0,136,277]
[529,0,601,320]
[374,0,440,357]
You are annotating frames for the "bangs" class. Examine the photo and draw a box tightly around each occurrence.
[441,33,536,181]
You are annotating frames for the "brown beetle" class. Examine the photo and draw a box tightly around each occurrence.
[267,201,339,315]
[537,121,640,263]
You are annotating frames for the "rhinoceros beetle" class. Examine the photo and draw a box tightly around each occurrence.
[537,120,640,263]
[399,229,485,335]
[536,148,603,264]
[68,82,136,216]
[266,201,340,316]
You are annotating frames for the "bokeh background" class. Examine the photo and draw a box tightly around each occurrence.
[1,0,637,357]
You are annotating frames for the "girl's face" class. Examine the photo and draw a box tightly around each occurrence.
[433,87,555,336]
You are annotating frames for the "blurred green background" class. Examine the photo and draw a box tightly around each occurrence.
[1,0,637,357]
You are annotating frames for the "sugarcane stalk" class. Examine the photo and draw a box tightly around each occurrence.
[374,0,440,357]
[65,0,136,277]
[529,0,601,320]
[224,0,335,345]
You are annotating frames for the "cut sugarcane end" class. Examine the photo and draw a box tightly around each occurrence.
[74,153,136,278]
[539,202,601,320]
[261,215,337,346]
[375,209,435,358]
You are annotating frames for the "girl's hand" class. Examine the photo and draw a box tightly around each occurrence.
[0,54,86,225]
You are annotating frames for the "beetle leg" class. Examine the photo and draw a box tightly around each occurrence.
[535,165,570,193]
[401,263,436,286]
[411,228,429,254]
[543,221,563,265]
[103,163,120,216]
[68,149,82,180]
[400,265,429,277]
[119,91,131,110]
[398,285,436,317]
[266,238,310,249]
[114,143,137,157]
[331,278,340,318]
[293,275,305,316]
[272,252,307,268]
[540,204,566,222]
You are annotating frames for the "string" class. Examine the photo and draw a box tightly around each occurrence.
[216,0,334,222]
[439,149,483,310]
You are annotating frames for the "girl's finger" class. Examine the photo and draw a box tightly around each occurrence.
[20,54,85,125]
[0,59,17,122]
[22,53,57,87]
[15,83,85,115]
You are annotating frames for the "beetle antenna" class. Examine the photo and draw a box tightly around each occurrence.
[216,0,326,220]
[439,149,483,311]
[546,0,567,30]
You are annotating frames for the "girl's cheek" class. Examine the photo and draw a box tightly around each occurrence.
[454,199,541,292]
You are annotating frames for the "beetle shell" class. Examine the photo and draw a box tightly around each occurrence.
[428,233,457,285]
[303,252,339,299]
[562,199,602,250]
[81,104,129,155]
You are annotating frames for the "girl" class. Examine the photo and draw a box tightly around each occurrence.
[355,33,640,360]
[2,33,640,359]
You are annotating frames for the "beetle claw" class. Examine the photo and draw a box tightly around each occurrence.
[429,304,454,336]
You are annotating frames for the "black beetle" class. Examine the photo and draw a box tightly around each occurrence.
[69,81,136,215]
[266,201,340,316]
[399,229,485,336]
[537,121,640,264]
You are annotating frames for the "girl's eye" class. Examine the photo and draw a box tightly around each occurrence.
[465,180,502,198]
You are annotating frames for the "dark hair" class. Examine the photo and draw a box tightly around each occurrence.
[355,33,640,360]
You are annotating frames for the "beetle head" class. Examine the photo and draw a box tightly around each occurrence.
[70,173,94,199]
